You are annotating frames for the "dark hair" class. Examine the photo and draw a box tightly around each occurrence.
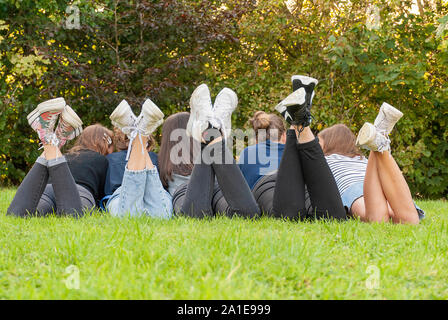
[69,124,113,156]
[318,124,363,158]
[249,111,286,142]
[158,112,195,188]
[112,127,155,152]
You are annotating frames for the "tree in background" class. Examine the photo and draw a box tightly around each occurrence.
[0,0,447,198]
[204,0,448,198]
[0,0,250,183]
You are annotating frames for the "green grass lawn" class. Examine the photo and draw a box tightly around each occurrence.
[0,188,447,300]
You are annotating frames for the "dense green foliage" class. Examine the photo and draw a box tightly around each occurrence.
[1,189,447,299]
[0,0,447,198]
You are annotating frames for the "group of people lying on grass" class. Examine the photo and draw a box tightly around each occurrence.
[7,75,425,224]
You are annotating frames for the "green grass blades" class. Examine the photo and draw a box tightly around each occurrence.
[0,188,447,299]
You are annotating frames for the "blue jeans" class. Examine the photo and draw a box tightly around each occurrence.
[341,182,425,220]
[106,167,173,218]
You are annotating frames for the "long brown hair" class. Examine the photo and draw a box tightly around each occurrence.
[318,124,363,158]
[69,124,113,156]
[158,112,195,188]
[249,111,286,142]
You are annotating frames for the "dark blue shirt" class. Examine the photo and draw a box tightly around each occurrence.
[104,150,158,196]
[238,140,285,190]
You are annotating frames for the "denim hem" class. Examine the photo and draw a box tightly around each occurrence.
[36,157,48,166]
[47,156,67,167]
[146,167,159,175]
[124,167,147,174]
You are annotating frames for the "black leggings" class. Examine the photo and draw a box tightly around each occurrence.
[173,140,260,218]
[252,129,346,220]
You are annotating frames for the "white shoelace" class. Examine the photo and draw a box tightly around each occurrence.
[38,133,60,150]
[376,129,391,153]
[207,115,228,141]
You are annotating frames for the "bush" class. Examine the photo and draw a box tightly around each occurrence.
[1,0,447,198]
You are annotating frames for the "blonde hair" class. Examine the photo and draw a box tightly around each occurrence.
[69,124,113,156]
[249,111,286,142]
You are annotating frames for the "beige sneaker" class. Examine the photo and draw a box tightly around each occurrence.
[374,102,403,135]
[27,98,66,146]
[137,98,164,137]
[356,122,391,152]
[110,99,137,138]
[54,105,83,148]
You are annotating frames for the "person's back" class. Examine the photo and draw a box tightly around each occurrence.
[238,139,284,189]
[319,121,424,223]
[105,149,158,196]
[64,149,110,203]
[8,98,114,218]
[318,124,368,211]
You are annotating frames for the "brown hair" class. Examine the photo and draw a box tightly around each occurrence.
[249,111,286,142]
[158,112,195,188]
[318,124,363,158]
[113,127,155,152]
[69,124,114,156]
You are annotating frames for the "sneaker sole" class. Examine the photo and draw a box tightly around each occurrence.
[187,84,212,140]
[291,75,319,86]
[110,100,132,124]
[27,97,66,126]
[189,84,212,111]
[141,99,164,120]
[139,99,164,135]
[356,122,376,148]
[381,102,403,121]
[276,87,307,112]
[214,88,238,111]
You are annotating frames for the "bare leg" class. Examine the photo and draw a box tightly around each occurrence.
[110,136,159,217]
[295,125,315,144]
[359,151,389,223]
[43,144,63,160]
[374,151,419,224]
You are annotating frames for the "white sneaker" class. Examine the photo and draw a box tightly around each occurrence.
[356,122,391,152]
[27,97,66,128]
[110,99,137,137]
[55,105,83,148]
[275,75,318,126]
[291,75,318,106]
[187,84,214,142]
[374,102,403,135]
[27,98,67,146]
[211,88,238,139]
[137,98,164,137]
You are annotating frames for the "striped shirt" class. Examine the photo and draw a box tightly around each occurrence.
[325,153,368,196]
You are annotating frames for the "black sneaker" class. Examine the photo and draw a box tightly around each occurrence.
[275,75,318,126]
